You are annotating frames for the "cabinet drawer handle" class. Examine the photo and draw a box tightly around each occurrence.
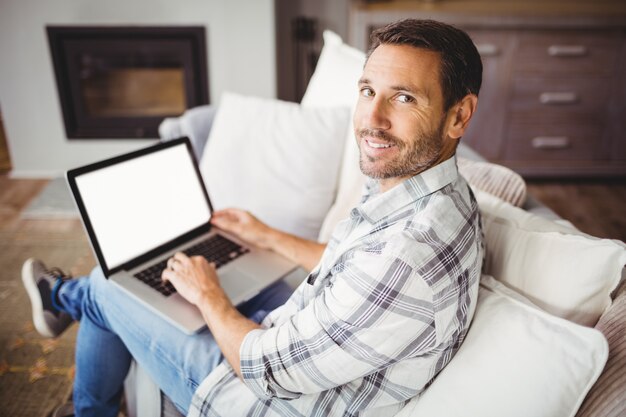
[547,45,588,57]
[476,43,499,56]
[539,92,579,105]
[532,136,571,149]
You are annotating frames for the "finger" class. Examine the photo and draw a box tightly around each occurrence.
[212,214,243,232]
[210,210,230,223]
[214,208,245,223]
[190,255,207,264]
[168,256,183,271]
[161,268,174,282]
[209,216,224,227]
[211,212,232,224]
[213,208,238,217]
[167,257,176,270]
[173,252,190,265]
[210,209,226,218]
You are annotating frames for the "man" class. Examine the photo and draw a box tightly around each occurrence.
[22,19,484,417]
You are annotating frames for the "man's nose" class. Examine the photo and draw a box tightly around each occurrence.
[361,98,391,130]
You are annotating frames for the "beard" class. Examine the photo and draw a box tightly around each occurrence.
[356,120,445,180]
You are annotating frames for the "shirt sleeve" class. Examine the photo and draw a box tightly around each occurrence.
[239,241,438,400]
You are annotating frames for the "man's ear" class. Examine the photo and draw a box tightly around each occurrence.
[445,94,478,140]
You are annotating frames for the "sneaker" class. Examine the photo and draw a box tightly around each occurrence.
[22,258,73,338]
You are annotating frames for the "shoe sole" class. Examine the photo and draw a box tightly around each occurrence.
[21,258,56,338]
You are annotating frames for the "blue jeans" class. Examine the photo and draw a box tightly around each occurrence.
[57,267,293,417]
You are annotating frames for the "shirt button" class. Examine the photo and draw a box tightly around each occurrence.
[350,208,360,219]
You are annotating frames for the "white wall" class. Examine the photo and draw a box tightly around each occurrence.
[0,0,276,177]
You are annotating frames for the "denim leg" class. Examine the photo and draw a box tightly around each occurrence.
[57,276,89,321]
[57,267,293,416]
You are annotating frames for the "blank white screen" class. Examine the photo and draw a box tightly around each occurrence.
[75,144,211,269]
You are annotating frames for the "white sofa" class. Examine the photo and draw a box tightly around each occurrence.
[124,31,626,417]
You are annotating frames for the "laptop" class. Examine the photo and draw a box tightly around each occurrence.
[66,137,297,334]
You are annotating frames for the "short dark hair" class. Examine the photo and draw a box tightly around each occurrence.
[367,19,482,111]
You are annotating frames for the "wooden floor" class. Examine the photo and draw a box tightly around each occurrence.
[527,179,626,242]
[0,176,90,417]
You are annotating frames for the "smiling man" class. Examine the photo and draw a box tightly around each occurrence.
[356,34,479,190]
[23,19,484,417]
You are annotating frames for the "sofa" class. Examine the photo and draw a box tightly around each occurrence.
[124,31,626,417]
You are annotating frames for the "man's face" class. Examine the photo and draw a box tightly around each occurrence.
[354,44,448,187]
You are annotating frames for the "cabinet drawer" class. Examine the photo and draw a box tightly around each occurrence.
[504,123,605,161]
[510,76,610,114]
[466,29,514,58]
[514,31,619,75]
[508,109,605,126]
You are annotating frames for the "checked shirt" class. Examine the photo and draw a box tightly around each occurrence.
[188,156,484,417]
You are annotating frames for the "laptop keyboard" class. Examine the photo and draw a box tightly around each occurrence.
[133,234,250,296]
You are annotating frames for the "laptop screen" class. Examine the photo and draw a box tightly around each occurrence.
[73,141,211,270]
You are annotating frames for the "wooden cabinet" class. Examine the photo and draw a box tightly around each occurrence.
[502,29,622,176]
[349,1,626,177]
[462,29,515,161]
[609,34,626,163]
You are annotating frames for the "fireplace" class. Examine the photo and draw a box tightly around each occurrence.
[47,26,209,139]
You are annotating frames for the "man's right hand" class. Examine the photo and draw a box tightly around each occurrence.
[210,208,327,272]
[210,208,274,250]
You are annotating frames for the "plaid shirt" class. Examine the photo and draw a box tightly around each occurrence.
[188,156,483,417]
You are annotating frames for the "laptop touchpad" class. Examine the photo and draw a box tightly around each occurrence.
[218,269,262,300]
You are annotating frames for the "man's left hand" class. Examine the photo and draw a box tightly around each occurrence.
[161,251,260,379]
[161,252,228,307]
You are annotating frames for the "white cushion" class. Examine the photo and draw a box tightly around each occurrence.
[398,275,609,417]
[200,92,349,240]
[301,30,365,109]
[301,30,368,242]
[317,136,367,242]
[475,189,626,326]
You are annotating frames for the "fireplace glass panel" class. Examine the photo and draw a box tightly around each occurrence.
[47,26,208,139]
[81,66,186,117]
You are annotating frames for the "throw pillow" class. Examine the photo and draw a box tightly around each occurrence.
[457,157,527,207]
[475,189,626,326]
[159,105,217,160]
[301,30,368,243]
[397,275,609,417]
[575,281,626,417]
[300,30,365,109]
[199,92,350,240]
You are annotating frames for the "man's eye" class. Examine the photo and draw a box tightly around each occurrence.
[361,87,374,97]
[397,94,414,103]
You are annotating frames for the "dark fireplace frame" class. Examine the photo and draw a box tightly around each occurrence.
[47,26,209,139]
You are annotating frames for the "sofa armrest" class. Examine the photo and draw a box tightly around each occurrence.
[575,273,626,417]
[124,360,162,417]
[158,105,217,160]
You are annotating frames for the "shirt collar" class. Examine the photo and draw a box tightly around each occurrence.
[355,156,459,224]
